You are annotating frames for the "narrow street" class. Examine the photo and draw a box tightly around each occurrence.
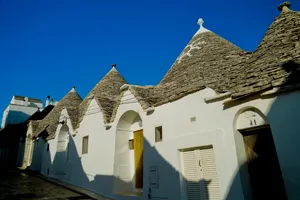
[0,168,92,200]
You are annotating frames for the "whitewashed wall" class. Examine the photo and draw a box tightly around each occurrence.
[110,91,145,199]
[30,138,45,172]
[262,91,300,200]
[1,104,39,128]
[109,88,300,200]
[69,99,116,194]
[36,88,300,200]
[138,88,242,200]
[40,108,74,181]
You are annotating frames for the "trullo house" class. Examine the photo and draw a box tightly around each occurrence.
[23,2,300,200]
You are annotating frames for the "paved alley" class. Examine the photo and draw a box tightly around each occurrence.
[0,168,92,200]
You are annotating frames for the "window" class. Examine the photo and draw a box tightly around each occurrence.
[47,144,49,152]
[155,126,163,142]
[129,139,134,150]
[82,136,89,154]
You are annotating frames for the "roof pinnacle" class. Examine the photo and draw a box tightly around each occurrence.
[194,17,210,36]
[278,2,291,12]
[197,18,204,26]
[110,63,117,72]
[70,86,76,92]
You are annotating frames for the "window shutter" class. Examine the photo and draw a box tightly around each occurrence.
[199,147,220,200]
[181,146,220,200]
[182,150,201,200]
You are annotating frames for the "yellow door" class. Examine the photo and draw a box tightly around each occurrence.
[134,130,143,188]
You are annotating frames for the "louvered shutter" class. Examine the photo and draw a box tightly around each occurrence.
[198,147,220,200]
[182,150,201,200]
[181,146,220,200]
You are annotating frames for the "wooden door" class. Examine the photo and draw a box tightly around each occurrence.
[134,130,143,188]
[243,127,287,199]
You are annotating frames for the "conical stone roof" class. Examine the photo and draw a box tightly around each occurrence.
[76,66,127,127]
[33,87,82,138]
[126,19,249,109]
[231,2,300,99]
[160,18,249,92]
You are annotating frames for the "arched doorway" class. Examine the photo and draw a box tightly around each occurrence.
[234,107,287,200]
[113,110,143,195]
[53,125,70,178]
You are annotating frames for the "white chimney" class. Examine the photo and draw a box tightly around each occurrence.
[24,97,29,106]
[45,95,50,107]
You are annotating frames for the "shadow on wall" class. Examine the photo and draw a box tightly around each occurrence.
[19,60,300,200]
[0,123,26,168]
[0,110,34,167]
[33,131,215,200]
[225,59,300,200]
[4,111,32,127]
[29,61,300,200]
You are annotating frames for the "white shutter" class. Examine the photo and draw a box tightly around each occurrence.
[199,147,220,200]
[182,150,201,200]
[181,146,220,200]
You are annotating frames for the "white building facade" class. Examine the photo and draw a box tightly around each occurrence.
[1,96,43,128]
[27,2,300,200]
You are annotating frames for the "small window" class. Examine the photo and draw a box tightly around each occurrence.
[155,126,163,142]
[47,144,49,152]
[82,136,89,154]
[129,139,134,150]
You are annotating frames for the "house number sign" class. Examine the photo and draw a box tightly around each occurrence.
[149,165,159,189]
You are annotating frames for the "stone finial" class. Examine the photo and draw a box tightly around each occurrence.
[194,18,210,35]
[197,18,204,26]
[70,86,76,92]
[111,64,116,68]
[278,2,291,12]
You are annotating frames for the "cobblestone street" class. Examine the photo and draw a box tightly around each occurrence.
[0,168,92,200]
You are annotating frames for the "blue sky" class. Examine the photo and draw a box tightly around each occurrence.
[0,0,299,112]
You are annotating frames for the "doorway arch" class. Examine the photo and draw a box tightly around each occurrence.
[53,125,70,178]
[113,110,144,195]
[233,107,287,200]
